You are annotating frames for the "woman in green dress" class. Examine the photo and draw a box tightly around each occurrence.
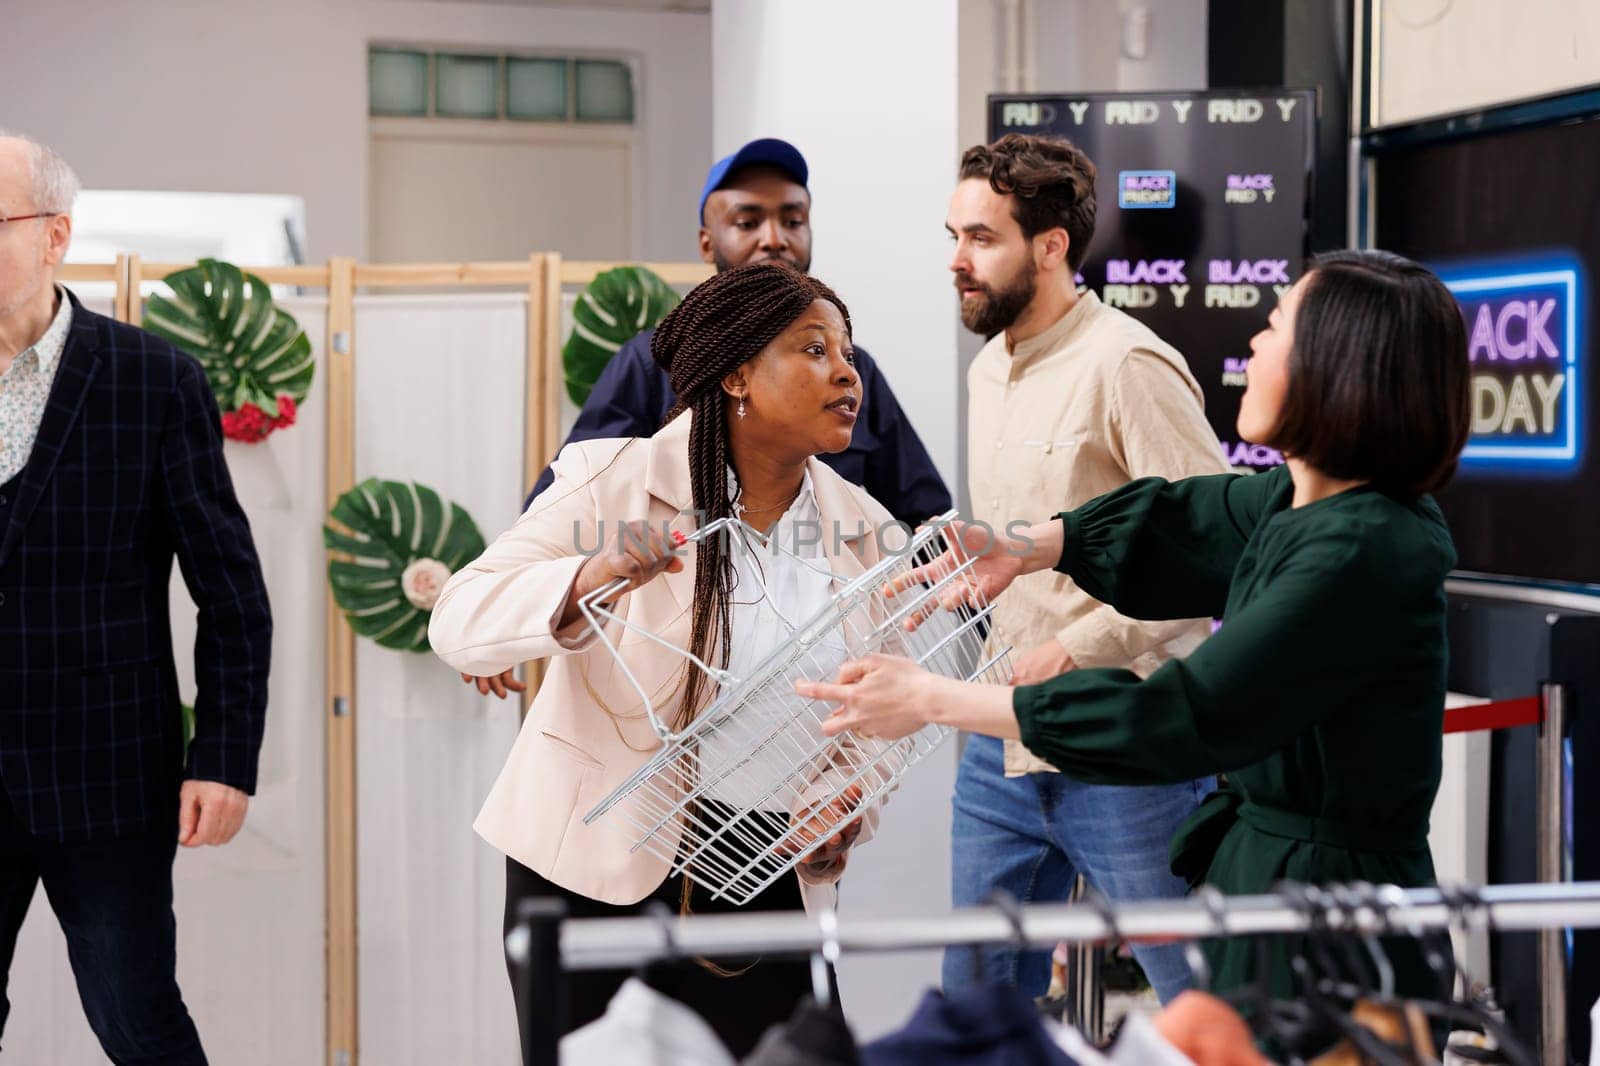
[796,249,1472,998]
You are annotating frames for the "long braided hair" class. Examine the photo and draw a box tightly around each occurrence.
[651,261,852,732]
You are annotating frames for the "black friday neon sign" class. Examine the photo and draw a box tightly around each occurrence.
[1440,256,1583,471]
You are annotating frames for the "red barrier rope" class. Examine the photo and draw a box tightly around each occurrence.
[1443,695,1543,735]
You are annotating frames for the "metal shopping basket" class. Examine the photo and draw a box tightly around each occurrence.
[578,511,1013,904]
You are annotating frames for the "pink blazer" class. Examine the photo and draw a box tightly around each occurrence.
[429,413,896,906]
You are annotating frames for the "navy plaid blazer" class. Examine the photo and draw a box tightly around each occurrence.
[0,292,272,842]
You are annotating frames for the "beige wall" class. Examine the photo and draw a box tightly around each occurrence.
[1374,0,1600,127]
[368,119,634,262]
[7,0,710,262]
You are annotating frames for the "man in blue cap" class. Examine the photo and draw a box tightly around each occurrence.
[524,137,950,519]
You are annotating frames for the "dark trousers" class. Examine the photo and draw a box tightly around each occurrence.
[505,856,825,1061]
[0,785,206,1065]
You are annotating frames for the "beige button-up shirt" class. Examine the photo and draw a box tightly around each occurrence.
[968,290,1230,775]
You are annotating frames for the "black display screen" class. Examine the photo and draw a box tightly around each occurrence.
[988,90,1316,471]
[1375,115,1600,585]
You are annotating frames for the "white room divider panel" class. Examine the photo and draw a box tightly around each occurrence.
[167,296,331,1064]
[8,296,330,1065]
[351,293,528,1066]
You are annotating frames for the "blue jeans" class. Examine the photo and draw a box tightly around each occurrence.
[0,786,206,1065]
[943,735,1212,1005]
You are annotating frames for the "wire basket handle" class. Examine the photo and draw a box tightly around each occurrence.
[576,515,782,740]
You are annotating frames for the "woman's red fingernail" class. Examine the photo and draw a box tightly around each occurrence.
[671,530,687,546]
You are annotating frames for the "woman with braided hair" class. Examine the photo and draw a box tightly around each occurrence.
[430,261,897,1056]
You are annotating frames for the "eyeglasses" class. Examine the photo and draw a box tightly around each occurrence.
[0,212,59,226]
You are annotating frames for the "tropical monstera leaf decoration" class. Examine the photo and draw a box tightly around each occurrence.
[144,258,314,441]
[323,479,486,652]
[563,265,681,406]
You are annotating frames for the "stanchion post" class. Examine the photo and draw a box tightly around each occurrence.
[1064,875,1105,1040]
[1536,681,1567,1066]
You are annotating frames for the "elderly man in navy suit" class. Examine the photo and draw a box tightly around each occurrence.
[0,131,271,1064]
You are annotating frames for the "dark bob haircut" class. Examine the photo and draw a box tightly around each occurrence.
[959,134,1097,271]
[1269,249,1470,496]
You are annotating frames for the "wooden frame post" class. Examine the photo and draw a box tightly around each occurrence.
[522,252,549,535]
[519,252,566,712]
[128,254,143,322]
[324,256,359,1066]
[111,254,130,322]
[541,253,563,472]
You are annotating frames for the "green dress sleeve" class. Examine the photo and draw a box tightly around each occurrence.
[1014,519,1382,786]
[1056,466,1289,622]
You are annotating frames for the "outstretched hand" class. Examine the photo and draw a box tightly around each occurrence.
[882,520,1029,630]
[797,654,937,742]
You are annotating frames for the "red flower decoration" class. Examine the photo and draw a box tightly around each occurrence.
[221,395,298,444]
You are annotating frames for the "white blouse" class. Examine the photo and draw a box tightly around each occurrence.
[701,467,853,808]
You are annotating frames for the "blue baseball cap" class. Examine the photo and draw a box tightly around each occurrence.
[698,138,809,223]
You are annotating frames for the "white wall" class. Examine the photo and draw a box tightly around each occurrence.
[713,0,963,1039]
[1375,0,1600,127]
[714,0,963,492]
[1026,0,1207,96]
[6,0,710,262]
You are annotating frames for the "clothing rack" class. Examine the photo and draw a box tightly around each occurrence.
[507,880,1600,1063]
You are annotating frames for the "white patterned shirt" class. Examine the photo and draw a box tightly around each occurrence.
[0,289,73,485]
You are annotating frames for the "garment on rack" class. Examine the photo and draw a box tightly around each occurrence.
[742,999,862,1065]
[1591,994,1599,1066]
[1306,1000,1437,1065]
[1106,1012,1197,1065]
[560,977,736,1065]
[861,982,1081,1065]
[1146,991,1270,1066]
[1443,1037,1510,1066]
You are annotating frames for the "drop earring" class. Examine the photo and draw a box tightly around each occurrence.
[737,395,747,420]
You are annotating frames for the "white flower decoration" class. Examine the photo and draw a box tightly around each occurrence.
[401,557,452,611]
